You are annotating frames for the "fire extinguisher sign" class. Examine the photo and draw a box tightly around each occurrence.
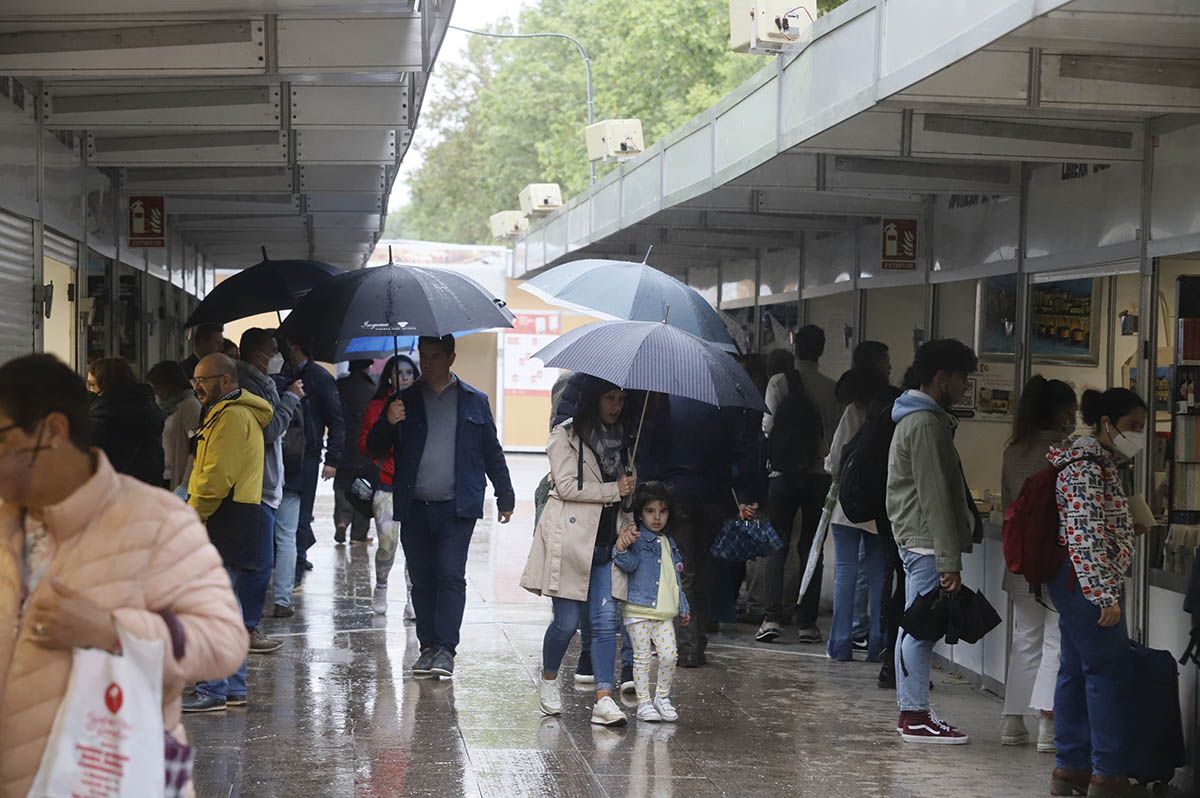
[128,196,165,248]
[880,218,917,270]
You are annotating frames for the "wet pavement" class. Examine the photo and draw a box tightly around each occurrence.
[187,454,1054,798]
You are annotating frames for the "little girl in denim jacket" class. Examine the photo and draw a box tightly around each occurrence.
[612,481,690,723]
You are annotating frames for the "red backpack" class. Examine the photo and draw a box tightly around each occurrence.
[1002,457,1095,585]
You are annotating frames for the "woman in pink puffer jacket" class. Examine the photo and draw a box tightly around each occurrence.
[0,354,247,798]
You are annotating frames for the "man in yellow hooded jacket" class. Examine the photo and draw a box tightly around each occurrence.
[184,352,274,713]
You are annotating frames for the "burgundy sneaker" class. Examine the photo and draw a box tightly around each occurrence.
[898,711,969,744]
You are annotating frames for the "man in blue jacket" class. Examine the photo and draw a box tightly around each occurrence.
[367,334,515,678]
[284,338,346,585]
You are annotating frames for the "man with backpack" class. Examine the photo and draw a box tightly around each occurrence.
[887,339,981,744]
[758,325,840,644]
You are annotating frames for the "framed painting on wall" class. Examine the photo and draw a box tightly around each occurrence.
[979,275,1100,365]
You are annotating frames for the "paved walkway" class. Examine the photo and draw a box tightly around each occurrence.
[186,454,1054,798]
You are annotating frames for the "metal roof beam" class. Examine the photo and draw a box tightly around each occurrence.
[121,165,293,194]
[90,130,288,166]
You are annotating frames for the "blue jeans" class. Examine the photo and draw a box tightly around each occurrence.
[401,500,476,655]
[197,566,249,700]
[896,548,939,712]
[1048,560,1133,778]
[542,561,620,692]
[829,524,885,661]
[238,504,275,629]
[272,491,301,607]
[579,609,634,670]
[295,453,321,575]
[852,538,870,639]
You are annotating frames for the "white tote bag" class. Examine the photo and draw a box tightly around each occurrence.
[27,625,166,798]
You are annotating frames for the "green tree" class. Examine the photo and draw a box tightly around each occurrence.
[398,0,764,245]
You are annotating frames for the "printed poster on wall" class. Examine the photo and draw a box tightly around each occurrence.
[503,311,561,396]
[951,360,1015,421]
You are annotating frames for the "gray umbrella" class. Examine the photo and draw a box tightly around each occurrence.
[533,320,764,411]
[520,259,738,352]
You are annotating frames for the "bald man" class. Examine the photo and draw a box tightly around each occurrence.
[184,353,275,712]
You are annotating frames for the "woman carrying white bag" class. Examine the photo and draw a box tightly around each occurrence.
[0,355,248,798]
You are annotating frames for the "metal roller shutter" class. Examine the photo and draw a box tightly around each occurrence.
[0,210,34,365]
[44,228,78,267]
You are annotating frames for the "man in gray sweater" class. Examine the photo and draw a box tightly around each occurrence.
[235,328,304,653]
[887,338,981,744]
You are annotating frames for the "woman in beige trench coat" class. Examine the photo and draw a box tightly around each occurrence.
[521,377,635,727]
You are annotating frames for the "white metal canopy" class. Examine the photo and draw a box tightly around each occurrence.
[0,0,454,270]
[512,0,1200,283]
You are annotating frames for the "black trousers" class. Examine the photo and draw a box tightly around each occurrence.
[764,474,831,626]
[672,501,727,658]
[877,518,906,677]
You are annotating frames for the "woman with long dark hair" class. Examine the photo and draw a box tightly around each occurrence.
[1001,375,1076,751]
[825,341,891,661]
[521,376,635,726]
[359,353,420,618]
[86,357,165,487]
[1048,387,1146,798]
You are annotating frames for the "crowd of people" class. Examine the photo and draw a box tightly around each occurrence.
[0,313,1155,797]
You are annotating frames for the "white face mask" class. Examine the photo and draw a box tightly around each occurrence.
[266,353,285,375]
[1108,422,1145,460]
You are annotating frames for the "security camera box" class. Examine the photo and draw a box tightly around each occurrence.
[585,119,645,162]
[519,183,563,217]
[489,211,528,239]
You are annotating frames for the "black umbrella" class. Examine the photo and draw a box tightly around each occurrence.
[901,585,1002,645]
[279,263,515,363]
[184,247,341,327]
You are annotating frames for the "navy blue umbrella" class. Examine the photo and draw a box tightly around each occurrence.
[280,264,514,363]
[184,248,340,327]
[521,259,737,352]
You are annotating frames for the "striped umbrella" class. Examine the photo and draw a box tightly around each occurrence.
[534,320,765,463]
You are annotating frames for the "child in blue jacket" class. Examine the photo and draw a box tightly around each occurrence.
[613,481,691,722]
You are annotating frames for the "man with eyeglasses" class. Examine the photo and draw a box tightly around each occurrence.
[183,353,274,713]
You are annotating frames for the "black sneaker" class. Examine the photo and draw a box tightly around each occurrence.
[877,667,896,689]
[182,692,227,713]
[852,636,869,652]
[620,664,635,693]
[272,603,294,619]
[430,648,455,679]
[574,651,596,684]
[412,647,436,677]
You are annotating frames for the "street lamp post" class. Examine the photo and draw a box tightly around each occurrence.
[447,24,597,183]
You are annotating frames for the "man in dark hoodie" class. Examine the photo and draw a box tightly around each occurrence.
[640,394,764,667]
[86,357,165,487]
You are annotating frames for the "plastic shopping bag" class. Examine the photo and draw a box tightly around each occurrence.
[28,625,166,798]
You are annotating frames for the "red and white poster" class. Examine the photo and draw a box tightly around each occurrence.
[503,311,561,396]
[128,196,165,248]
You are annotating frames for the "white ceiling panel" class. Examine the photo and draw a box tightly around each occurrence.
[277,18,422,72]
[305,192,384,212]
[299,164,386,192]
[295,128,397,163]
[91,130,287,166]
[291,86,408,127]
[121,165,292,194]
[44,86,280,128]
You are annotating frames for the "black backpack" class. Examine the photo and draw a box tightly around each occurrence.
[837,388,901,524]
[768,370,823,481]
[282,401,306,476]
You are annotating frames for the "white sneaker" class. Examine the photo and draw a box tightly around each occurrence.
[653,696,678,723]
[372,586,388,616]
[537,677,562,716]
[590,696,627,727]
[1001,714,1028,746]
[1037,715,1056,753]
[636,702,662,722]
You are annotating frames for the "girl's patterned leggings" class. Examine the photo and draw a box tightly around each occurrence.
[625,618,677,704]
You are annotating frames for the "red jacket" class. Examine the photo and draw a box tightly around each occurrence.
[359,397,395,487]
